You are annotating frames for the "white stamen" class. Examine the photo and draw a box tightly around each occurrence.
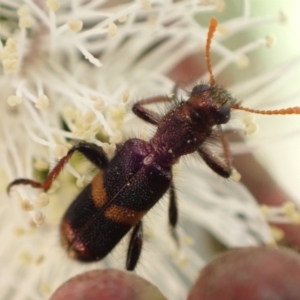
[32,211,45,226]
[68,20,83,32]
[35,94,50,110]
[46,0,60,11]
[7,95,22,106]
[35,193,49,207]
[108,22,117,37]
[141,0,152,10]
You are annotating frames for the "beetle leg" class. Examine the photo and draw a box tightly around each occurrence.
[198,146,232,178]
[7,142,109,193]
[132,96,172,125]
[133,83,180,125]
[126,220,143,271]
[197,125,232,178]
[169,180,179,246]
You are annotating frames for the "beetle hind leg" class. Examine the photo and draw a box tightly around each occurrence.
[169,180,179,246]
[126,220,143,271]
[7,142,109,194]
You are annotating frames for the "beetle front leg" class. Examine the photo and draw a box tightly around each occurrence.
[198,146,232,178]
[133,96,173,125]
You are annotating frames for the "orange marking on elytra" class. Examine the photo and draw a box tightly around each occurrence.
[105,205,147,226]
[91,172,108,207]
[60,220,81,257]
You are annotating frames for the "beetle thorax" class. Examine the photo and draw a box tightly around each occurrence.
[149,103,212,166]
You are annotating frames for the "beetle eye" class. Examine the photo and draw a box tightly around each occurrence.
[191,84,210,96]
[217,104,230,124]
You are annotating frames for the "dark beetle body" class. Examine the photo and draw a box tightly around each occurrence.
[61,138,171,261]
[60,85,234,262]
[7,19,242,270]
[7,84,235,270]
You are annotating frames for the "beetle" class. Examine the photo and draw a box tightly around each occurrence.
[7,18,300,271]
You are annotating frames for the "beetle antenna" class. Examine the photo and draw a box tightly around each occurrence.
[206,17,218,87]
[230,104,300,115]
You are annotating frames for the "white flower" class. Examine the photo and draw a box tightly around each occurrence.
[1,0,300,299]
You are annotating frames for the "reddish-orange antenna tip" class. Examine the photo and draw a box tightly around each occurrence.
[206,18,218,87]
[231,104,300,115]
[210,17,218,28]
